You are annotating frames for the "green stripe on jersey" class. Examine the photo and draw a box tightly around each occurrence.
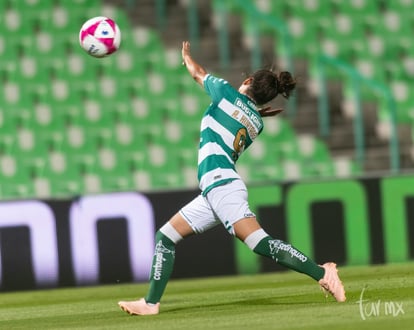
[200,128,236,162]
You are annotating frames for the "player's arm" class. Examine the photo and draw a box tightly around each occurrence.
[182,41,208,87]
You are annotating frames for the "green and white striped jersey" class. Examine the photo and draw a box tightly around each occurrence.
[198,74,264,195]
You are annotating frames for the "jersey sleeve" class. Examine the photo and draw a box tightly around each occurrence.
[203,74,234,103]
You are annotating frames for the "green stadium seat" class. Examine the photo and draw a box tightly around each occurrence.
[31,176,51,198]
[354,53,387,84]
[66,97,114,129]
[286,17,319,57]
[0,77,24,106]
[0,158,33,199]
[127,138,183,190]
[268,118,300,160]
[0,7,36,37]
[71,0,101,6]
[320,14,365,59]
[0,38,19,79]
[179,93,203,126]
[401,46,414,79]
[0,106,19,137]
[181,165,198,187]
[239,139,285,183]
[129,26,165,70]
[45,154,85,196]
[387,0,414,11]
[334,0,380,25]
[125,96,165,137]
[333,156,362,178]
[131,169,152,191]
[0,133,35,198]
[390,80,414,123]
[277,159,301,181]
[375,11,411,37]
[297,135,335,178]
[9,0,55,11]
[253,0,276,15]
[92,147,134,193]
[287,0,332,29]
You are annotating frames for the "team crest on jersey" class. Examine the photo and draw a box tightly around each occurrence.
[232,127,247,161]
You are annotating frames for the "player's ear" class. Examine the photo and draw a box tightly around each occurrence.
[242,77,253,86]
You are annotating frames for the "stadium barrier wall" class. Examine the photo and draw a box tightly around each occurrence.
[0,174,413,291]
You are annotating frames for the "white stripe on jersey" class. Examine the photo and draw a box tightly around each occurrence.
[218,98,261,139]
[199,168,241,191]
[218,98,239,117]
[198,142,234,166]
[201,115,234,151]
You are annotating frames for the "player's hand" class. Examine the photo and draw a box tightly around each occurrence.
[258,106,284,117]
[182,41,191,65]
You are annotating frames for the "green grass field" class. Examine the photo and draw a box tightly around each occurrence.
[1,262,413,329]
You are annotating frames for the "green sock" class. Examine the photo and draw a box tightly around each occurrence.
[145,231,176,304]
[253,236,324,281]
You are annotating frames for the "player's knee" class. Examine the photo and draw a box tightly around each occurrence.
[158,222,183,245]
[243,228,268,251]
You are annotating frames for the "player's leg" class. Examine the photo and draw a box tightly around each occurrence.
[118,212,192,315]
[234,217,324,280]
[234,217,345,302]
[119,194,219,315]
[207,181,323,278]
[145,192,221,303]
[144,212,194,305]
[207,180,345,302]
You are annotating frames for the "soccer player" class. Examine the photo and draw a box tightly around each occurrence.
[118,41,346,315]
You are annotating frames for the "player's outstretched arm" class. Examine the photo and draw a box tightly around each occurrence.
[182,41,208,87]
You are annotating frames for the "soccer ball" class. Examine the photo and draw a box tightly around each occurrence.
[79,16,121,58]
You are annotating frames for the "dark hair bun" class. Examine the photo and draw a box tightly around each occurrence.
[277,71,296,99]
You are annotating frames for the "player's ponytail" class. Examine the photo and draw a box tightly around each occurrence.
[276,71,296,99]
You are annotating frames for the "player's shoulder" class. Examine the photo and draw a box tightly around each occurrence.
[204,74,230,86]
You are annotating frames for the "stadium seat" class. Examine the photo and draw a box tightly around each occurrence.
[297,135,335,178]
[253,0,280,15]
[320,14,366,60]
[31,149,85,198]
[333,156,362,177]
[0,159,33,199]
[386,0,414,11]
[286,0,332,29]
[333,0,380,26]
[239,140,285,182]
[286,16,319,58]
[0,131,37,199]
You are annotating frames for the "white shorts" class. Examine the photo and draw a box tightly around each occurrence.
[179,179,255,236]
